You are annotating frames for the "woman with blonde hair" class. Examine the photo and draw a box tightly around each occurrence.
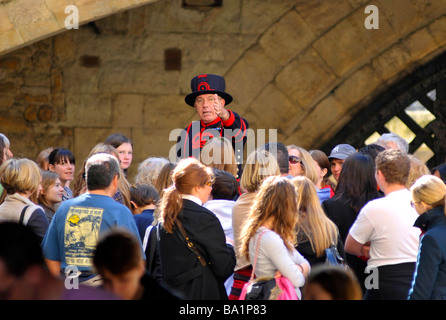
[37,170,64,223]
[406,154,431,188]
[408,175,446,300]
[239,176,310,299]
[158,157,235,300]
[134,157,169,186]
[71,143,131,209]
[0,158,48,240]
[200,137,238,178]
[229,149,280,300]
[292,176,345,266]
[287,145,319,184]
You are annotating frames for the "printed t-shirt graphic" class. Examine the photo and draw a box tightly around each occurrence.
[64,206,104,267]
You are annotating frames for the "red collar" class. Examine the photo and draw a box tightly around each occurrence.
[200,117,221,128]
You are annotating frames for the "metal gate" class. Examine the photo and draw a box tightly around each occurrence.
[322,51,446,169]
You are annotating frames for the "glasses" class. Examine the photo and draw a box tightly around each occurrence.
[204,181,214,187]
[410,201,420,208]
[195,96,220,106]
[289,156,302,164]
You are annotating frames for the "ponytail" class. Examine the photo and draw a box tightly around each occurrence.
[158,157,213,233]
[159,185,183,233]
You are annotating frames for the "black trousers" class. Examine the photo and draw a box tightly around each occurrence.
[363,262,416,300]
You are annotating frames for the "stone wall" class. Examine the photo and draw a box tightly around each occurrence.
[0,0,446,181]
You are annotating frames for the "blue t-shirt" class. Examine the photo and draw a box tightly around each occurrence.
[133,209,155,242]
[42,193,142,273]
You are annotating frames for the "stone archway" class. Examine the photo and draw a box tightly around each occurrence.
[0,0,159,55]
[224,0,446,150]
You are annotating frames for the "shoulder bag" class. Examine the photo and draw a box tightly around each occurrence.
[325,243,348,269]
[239,229,299,300]
[175,220,208,267]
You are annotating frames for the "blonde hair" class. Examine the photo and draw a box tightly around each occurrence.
[240,176,298,260]
[287,145,319,185]
[411,175,446,210]
[240,149,280,193]
[135,157,169,186]
[200,137,238,178]
[406,154,431,188]
[0,158,41,195]
[36,147,53,171]
[159,158,214,233]
[292,176,339,257]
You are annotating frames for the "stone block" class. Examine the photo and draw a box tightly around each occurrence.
[313,5,397,77]
[276,47,336,108]
[112,94,144,128]
[224,44,281,112]
[142,94,194,130]
[240,0,295,34]
[404,27,439,61]
[65,93,112,127]
[0,29,24,54]
[371,43,413,81]
[377,0,425,36]
[295,0,352,36]
[259,9,316,65]
[98,60,179,94]
[73,127,122,171]
[246,83,303,132]
[287,94,350,149]
[334,64,383,109]
[429,16,446,47]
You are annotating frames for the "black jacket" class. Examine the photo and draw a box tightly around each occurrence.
[158,199,235,300]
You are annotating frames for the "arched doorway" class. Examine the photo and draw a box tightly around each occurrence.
[323,51,446,169]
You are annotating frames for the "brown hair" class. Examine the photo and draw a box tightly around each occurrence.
[159,158,214,233]
[71,143,131,209]
[38,170,60,209]
[240,176,298,260]
[375,149,411,186]
[309,149,332,188]
[152,162,176,199]
[93,227,142,275]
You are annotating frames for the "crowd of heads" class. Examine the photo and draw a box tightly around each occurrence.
[0,128,445,301]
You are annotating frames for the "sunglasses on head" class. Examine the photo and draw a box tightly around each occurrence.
[289,155,302,164]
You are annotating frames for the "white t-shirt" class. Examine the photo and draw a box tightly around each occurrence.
[349,188,420,268]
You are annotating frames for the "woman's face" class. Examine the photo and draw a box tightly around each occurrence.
[116,143,133,170]
[288,149,304,177]
[43,178,64,205]
[196,181,213,204]
[50,158,75,185]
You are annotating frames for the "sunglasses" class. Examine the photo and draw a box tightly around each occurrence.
[204,181,214,187]
[289,155,302,164]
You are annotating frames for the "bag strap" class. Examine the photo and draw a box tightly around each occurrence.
[142,225,154,251]
[176,220,207,267]
[19,205,30,225]
[250,228,269,282]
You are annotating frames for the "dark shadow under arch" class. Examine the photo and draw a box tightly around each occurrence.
[322,51,446,169]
